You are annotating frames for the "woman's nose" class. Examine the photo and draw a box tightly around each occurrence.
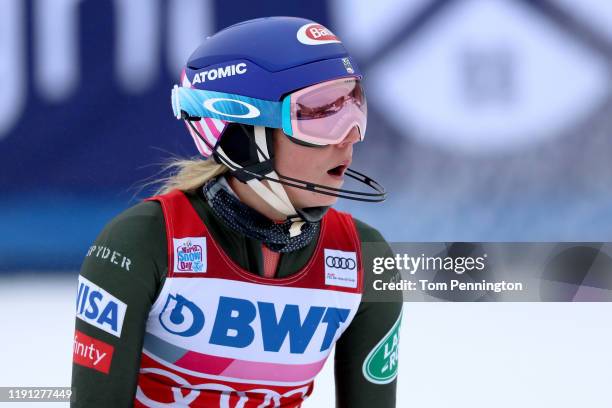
[336,126,361,148]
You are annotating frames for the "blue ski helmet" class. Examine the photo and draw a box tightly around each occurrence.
[174,16,385,209]
[184,16,362,101]
[176,16,365,158]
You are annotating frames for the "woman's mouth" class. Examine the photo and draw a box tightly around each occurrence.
[327,162,349,179]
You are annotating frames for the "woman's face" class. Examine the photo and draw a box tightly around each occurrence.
[272,127,361,208]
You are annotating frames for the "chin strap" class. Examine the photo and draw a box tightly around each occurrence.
[217,126,306,237]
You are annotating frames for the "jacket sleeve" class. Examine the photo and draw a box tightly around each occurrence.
[334,218,403,408]
[71,201,166,408]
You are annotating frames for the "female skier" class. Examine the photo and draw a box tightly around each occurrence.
[71,16,402,408]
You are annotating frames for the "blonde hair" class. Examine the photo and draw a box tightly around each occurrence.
[154,157,229,195]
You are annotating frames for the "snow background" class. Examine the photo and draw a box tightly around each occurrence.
[1,274,610,407]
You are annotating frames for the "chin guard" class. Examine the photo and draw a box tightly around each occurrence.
[296,206,331,223]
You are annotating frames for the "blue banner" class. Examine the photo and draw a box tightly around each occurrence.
[0,0,329,270]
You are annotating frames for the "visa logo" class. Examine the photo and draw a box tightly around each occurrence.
[160,294,350,354]
[76,275,127,338]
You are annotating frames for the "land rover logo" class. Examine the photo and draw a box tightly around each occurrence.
[363,311,402,384]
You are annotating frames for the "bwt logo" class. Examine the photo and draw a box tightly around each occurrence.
[159,293,205,337]
[0,0,214,139]
[159,294,351,354]
[191,63,247,84]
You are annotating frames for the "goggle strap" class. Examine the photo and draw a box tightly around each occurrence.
[174,86,283,127]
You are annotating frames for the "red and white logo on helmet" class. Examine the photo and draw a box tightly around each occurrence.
[297,23,341,45]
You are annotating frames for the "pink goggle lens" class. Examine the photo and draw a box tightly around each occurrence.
[290,78,367,145]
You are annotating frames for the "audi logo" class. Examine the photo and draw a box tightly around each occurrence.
[325,256,356,270]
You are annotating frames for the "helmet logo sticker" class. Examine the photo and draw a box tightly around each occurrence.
[191,63,247,84]
[297,23,341,45]
[342,58,355,74]
[203,98,261,119]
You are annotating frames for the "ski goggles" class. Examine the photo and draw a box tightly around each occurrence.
[171,78,367,146]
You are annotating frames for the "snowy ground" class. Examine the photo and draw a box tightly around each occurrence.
[1,274,611,407]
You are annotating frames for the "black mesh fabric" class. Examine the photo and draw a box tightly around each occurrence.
[203,177,319,253]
